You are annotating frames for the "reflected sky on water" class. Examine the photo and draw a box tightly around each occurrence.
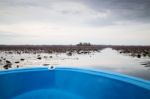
[0,48,150,80]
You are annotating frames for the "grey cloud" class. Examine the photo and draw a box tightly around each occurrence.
[0,0,150,26]
[0,0,150,45]
[0,31,30,38]
[85,18,114,27]
[82,0,150,23]
[0,0,51,7]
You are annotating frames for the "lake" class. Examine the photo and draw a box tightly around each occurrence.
[0,48,150,80]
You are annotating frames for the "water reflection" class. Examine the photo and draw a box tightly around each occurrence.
[0,48,150,80]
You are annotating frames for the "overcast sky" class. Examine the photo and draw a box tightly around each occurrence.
[0,0,150,45]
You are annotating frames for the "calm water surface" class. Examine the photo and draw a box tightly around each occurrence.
[0,48,150,80]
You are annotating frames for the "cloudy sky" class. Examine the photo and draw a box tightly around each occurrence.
[0,0,150,45]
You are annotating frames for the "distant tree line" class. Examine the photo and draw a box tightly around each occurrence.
[76,42,92,46]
